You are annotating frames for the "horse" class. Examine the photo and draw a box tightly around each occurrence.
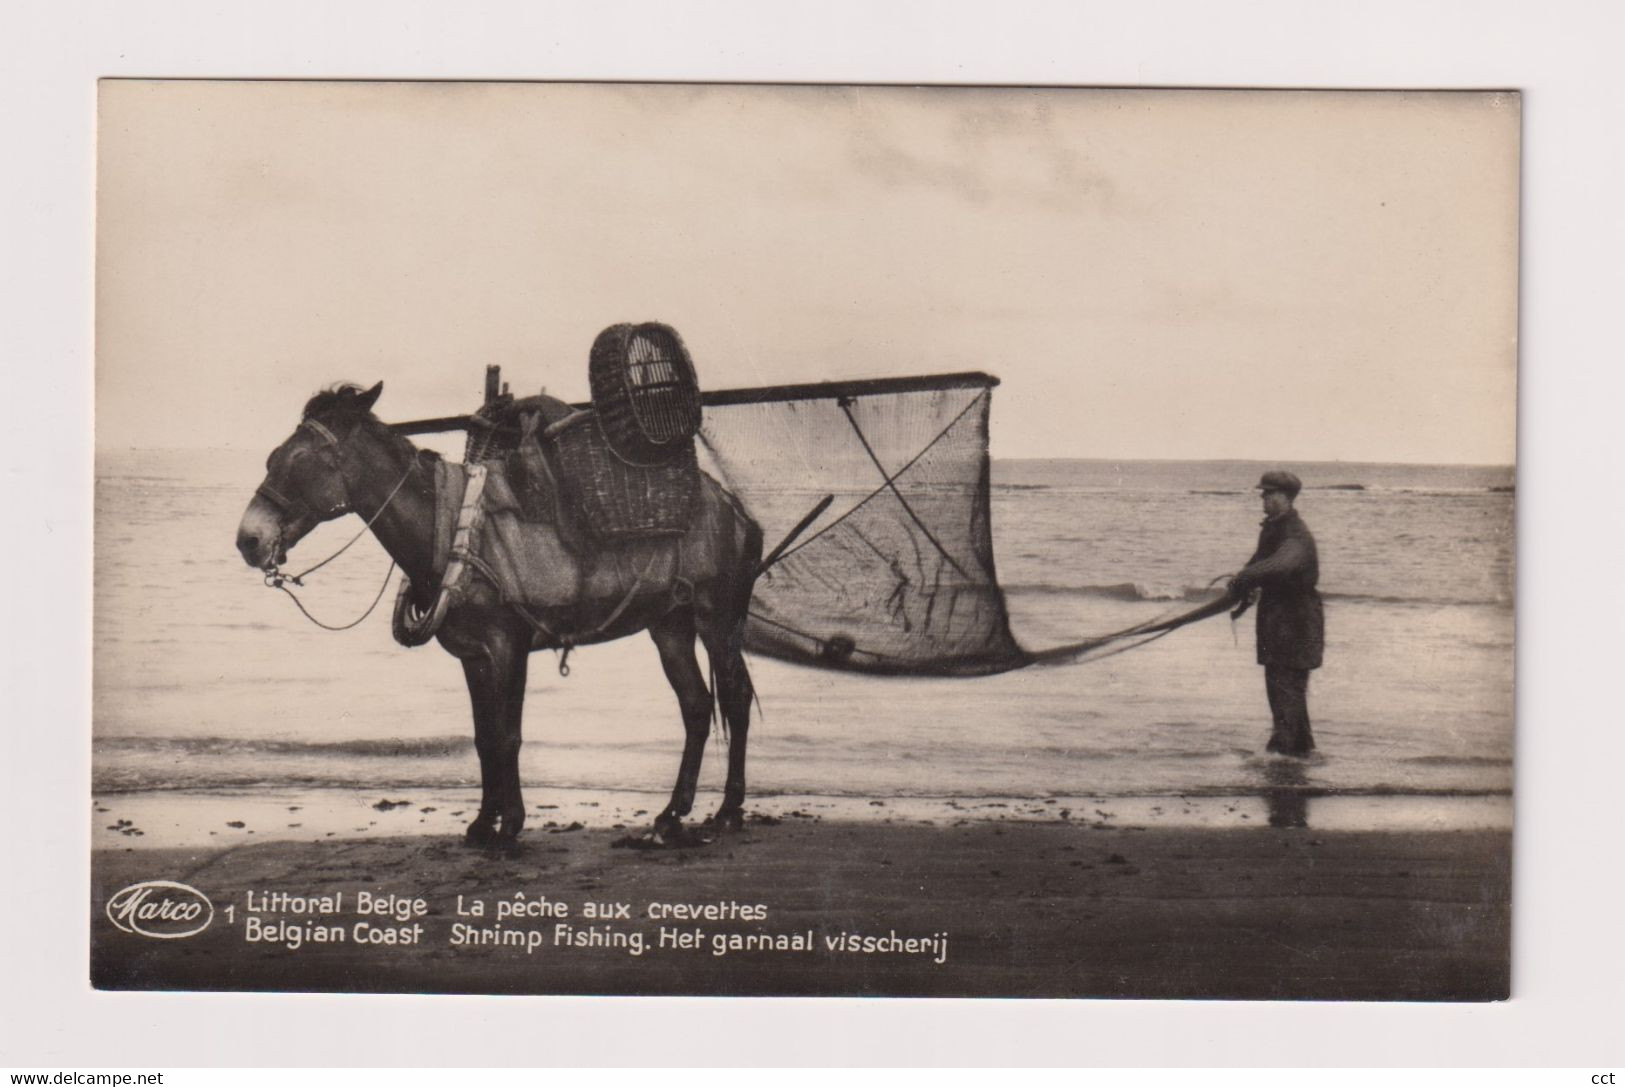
[234,382,763,849]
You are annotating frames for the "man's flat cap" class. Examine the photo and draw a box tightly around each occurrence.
[1255,470,1302,497]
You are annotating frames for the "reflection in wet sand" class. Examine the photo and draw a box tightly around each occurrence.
[1262,758,1311,828]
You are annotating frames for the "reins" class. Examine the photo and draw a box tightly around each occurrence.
[268,562,398,631]
[261,419,420,631]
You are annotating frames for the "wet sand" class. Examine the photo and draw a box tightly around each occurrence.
[89,784,1512,851]
[91,816,1510,1000]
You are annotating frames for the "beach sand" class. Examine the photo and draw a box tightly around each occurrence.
[91,807,1510,1001]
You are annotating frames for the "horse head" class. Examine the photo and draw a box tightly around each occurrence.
[235,381,384,570]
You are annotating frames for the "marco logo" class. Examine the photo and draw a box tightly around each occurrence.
[105,880,214,939]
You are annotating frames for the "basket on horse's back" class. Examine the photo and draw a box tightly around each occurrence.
[589,322,702,466]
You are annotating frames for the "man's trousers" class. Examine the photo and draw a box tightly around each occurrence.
[1263,664,1315,756]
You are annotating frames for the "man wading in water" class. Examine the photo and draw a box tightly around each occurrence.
[1227,470,1324,757]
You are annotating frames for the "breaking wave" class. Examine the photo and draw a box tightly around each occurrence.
[1186,484,1511,498]
[1398,755,1513,768]
[95,735,475,757]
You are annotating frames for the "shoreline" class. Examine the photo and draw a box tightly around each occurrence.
[91,785,1513,852]
[91,820,1511,1000]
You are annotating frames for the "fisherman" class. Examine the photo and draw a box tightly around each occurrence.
[1227,470,1324,757]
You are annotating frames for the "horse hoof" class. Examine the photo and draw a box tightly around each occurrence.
[464,821,498,847]
[652,814,684,843]
[707,808,745,833]
[650,815,713,849]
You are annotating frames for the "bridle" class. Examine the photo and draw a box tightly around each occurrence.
[255,418,353,527]
[258,415,418,630]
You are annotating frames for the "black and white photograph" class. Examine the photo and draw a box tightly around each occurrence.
[86,80,1518,1001]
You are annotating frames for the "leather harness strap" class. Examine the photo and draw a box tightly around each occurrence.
[389,456,695,671]
[255,418,349,522]
[301,417,341,447]
[392,463,489,648]
[261,415,418,631]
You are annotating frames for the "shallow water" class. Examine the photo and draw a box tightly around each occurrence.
[94,450,1513,813]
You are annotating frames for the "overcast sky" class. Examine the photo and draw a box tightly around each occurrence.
[97,82,1518,463]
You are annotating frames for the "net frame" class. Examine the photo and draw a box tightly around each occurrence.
[696,372,1028,677]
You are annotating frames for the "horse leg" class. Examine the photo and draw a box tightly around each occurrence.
[701,617,755,831]
[648,608,712,843]
[492,640,530,844]
[459,625,529,846]
[461,656,501,845]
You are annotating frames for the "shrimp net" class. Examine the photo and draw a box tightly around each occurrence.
[695,375,1024,675]
[697,373,1233,676]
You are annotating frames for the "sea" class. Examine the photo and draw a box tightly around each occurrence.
[94,449,1514,824]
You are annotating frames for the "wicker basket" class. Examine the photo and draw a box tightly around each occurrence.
[588,322,702,466]
[549,413,699,540]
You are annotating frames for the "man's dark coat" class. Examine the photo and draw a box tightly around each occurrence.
[1233,509,1324,670]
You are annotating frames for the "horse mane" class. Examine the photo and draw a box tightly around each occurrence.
[302,383,372,420]
[303,383,442,464]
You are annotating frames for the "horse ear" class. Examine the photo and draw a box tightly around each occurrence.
[357,382,383,412]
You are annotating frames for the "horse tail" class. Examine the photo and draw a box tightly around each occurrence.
[742,513,766,594]
[706,652,719,734]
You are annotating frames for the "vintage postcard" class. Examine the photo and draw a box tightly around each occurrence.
[91,81,1516,998]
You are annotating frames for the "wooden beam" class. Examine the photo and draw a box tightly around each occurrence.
[389,370,999,435]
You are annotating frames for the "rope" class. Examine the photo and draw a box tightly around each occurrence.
[512,545,675,676]
[262,452,419,631]
[274,458,418,585]
[270,560,398,631]
[1023,577,1240,667]
[742,571,1241,674]
[765,392,985,568]
[838,399,974,583]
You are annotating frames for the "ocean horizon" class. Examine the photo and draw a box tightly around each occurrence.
[94,450,1514,815]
